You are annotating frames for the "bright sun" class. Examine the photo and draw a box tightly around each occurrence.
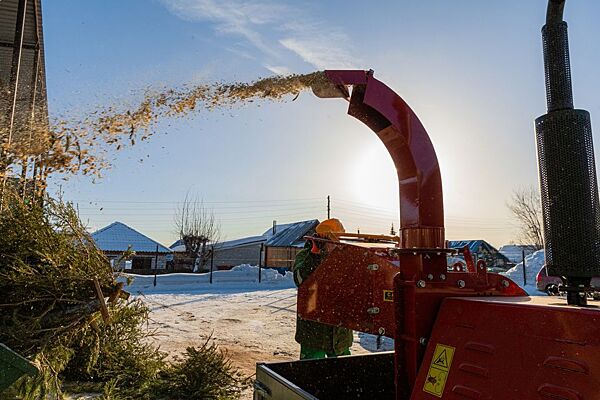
[352,142,399,212]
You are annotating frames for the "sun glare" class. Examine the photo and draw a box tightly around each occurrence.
[351,143,399,212]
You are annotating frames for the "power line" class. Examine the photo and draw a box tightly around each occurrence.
[70,197,324,205]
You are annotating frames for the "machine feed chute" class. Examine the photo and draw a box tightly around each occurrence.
[535,0,600,305]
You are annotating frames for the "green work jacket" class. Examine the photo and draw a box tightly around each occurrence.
[292,246,353,354]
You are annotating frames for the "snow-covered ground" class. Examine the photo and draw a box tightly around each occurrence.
[120,265,390,399]
[501,250,546,295]
[119,264,296,294]
[117,260,545,399]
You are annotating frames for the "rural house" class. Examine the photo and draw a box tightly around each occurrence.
[447,240,511,271]
[499,244,538,264]
[91,222,173,274]
[264,219,320,268]
[170,235,267,272]
[212,236,266,270]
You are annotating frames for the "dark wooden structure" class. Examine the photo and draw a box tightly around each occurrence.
[0,0,48,193]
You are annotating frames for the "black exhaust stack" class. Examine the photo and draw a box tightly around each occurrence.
[536,0,600,305]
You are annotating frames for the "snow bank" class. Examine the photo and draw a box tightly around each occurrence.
[501,250,546,295]
[118,264,295,294]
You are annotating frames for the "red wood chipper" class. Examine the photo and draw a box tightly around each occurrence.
[255,1,600,399]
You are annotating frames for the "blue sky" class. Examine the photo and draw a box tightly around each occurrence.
[43,0,600,247]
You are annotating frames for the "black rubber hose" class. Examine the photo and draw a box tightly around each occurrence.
[547,0,565,25]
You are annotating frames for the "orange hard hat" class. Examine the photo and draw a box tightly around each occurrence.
[315,218,345,236]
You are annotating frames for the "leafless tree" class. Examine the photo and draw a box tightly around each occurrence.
[174,193,220,272]
[507,186,544,249]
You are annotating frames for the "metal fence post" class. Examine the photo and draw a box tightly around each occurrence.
[522,249,527,286]
[259,244,265,283]
[209,246,214,284]
[153,244,158,287]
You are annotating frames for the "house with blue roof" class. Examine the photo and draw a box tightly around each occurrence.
[91,221,173,274]
[498,244,538,264]
[447,240,511,271]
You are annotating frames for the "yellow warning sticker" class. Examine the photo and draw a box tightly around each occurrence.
[423,344,455,397]
[383,290,394,302]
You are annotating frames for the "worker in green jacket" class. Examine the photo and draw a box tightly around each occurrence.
[292,218,353,360]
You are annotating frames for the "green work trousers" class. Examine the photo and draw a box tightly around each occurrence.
[300,346,351,360]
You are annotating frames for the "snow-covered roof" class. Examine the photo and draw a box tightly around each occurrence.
[170,244,186,253]
[217,235,266,250]
[447,240,510,262]
[91,222,172,254]
[266,219,319,247]
[171,219,319,253]
[170,235,266,253]
[448,240,486,253]
[499,244,537,263]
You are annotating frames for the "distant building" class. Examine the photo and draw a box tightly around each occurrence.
[92,222,173,274]
[447,240,511,271]
[264,219,320,268]
[168,219,320,271]
[499,244,538,264]
[213,236,266,270]
[169,239,195,272]
[170,236,267,272]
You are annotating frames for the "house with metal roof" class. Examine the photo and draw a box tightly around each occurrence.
[264,219,320,268]
[498,244,538,264]
[447,240,512,271]
[166,219,319,271]
[169,235,267,272]
[211,235,266,270]
[91,222,172,274]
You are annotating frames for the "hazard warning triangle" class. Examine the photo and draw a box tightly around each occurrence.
[433,349,449,369]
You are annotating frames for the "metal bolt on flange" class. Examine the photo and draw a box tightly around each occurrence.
[419,337,427,346]
[417,280,426,288]
[439,274,446,281]
[502,280,510,288]
[457,280,466,288]
[427,274,434,280]
[367,307,380,315]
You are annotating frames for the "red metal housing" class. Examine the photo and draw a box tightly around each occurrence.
[319,70,444,250]
[299,69,600,399]
[301,70,529,398]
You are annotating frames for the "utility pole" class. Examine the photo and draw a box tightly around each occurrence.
[327,195,330,219]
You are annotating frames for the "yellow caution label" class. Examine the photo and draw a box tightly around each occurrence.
[383,290,394,302]
[423,344,455,397]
